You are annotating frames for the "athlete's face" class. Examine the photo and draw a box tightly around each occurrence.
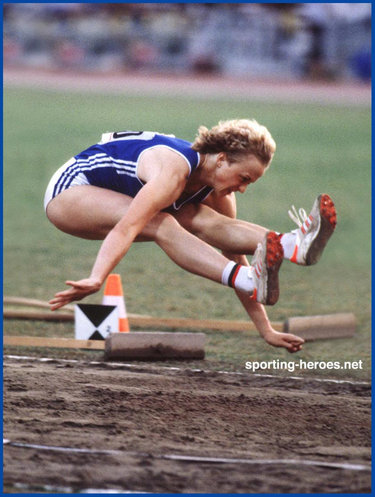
[213,153,266,196]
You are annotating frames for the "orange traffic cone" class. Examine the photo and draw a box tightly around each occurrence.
[102,274,130,332]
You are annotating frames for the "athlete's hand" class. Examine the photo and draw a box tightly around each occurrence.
[49,278,102,310]
[264,329,304,353]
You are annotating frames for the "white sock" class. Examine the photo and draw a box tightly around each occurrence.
[222,261,255,293]
[280,232,297,260]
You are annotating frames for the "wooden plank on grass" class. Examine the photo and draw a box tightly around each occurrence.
[3,310,74,321]
[3,335,105,350]
[128,315,283,332]
[283,313,356,341]
[3,308,283,332]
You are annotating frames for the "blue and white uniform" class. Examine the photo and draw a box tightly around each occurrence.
[44,131,213,212]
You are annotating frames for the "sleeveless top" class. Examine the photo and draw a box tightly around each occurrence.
[53,131,213,212]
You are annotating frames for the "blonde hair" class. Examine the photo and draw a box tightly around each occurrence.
[192,119,276,166]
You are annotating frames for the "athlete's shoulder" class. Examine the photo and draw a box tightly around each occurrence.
[152,134,200,170]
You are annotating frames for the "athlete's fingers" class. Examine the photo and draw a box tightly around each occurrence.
[49,293,77,304]
[283,333,304,345]
[286,342,303,353]
[50,302,67,311]
[280,334,303,352]
[49,293,83,310]
[49,299,71,310]
[50,291,78,302]
[49,292,78,304]
[49,278,101,310]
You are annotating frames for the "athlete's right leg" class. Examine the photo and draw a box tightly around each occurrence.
[46,185,230,282]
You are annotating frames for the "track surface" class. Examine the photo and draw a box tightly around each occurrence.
[3,355,371,493]
[3,67,371,106]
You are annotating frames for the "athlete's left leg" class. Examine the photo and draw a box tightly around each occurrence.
[174,194,336,266]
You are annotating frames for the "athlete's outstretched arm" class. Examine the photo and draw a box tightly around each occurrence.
[49,155,190,309]
[227,254,304,353]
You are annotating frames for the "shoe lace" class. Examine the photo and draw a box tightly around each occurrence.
[288,205,307,229]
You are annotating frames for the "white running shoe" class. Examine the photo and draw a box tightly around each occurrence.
[287,194,337,266]
[249,231,284,305]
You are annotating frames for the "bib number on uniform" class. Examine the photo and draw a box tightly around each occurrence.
[113,131,143,139]
[99,130,155,144]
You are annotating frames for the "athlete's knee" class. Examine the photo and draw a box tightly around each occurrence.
[45,198,66,229]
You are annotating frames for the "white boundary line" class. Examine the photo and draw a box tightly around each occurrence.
[9,481,149,494]
[3,439,370,472]
[4,354,370,386]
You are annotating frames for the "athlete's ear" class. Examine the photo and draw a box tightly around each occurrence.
[217,152,227,167]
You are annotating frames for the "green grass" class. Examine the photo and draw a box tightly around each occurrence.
[3,87,371,379]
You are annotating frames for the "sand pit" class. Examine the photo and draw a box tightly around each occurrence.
[3,355,371,493]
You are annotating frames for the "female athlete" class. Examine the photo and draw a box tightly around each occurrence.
[45,119,336,353]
